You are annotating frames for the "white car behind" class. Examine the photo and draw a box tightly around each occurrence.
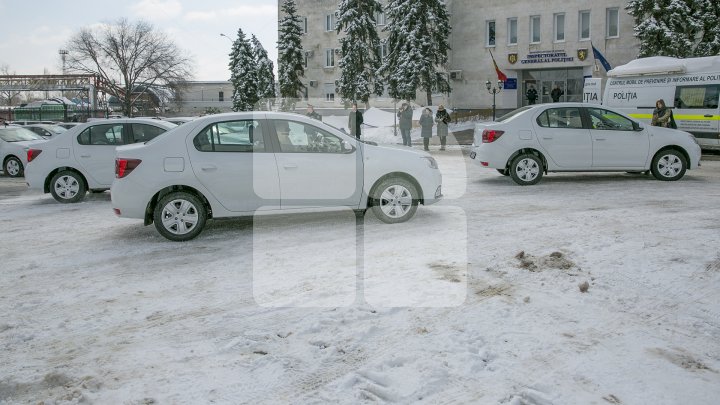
[470,103,702,185]
[25,119,176,202]
[0,126,46,177]
[111,112,443,241]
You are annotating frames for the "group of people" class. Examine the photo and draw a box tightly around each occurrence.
[306,102,452,151]
[525,84,565,104]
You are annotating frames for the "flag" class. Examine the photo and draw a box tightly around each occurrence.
[591,43,612,72]
[489,50,507,82]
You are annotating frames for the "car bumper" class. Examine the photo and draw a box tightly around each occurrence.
[421,169,442,205]
[111,177,155,219]
[469,145,506,169]
[24,166,46,191]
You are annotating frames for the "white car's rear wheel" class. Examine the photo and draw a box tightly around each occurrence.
[153,192,207,241]
[651,150,687,181]
[509,154,543,185]
[4,157,23,177]
[371,178,419,224]
[50,171,86,203]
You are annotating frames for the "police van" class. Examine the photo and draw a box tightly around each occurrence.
[602,56,720,150]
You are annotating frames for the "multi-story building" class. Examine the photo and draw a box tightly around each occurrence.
[286,0,639,110]
[172,81,234,116]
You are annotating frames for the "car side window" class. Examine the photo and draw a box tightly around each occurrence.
[77,124,124,145]
[131,124,166,143]
[536,108,583,129]
[586,108,635,131]
[274,120,344,153]
[193,120,265,153]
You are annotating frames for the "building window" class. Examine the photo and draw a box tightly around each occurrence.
[378,42,388,62]
[554,13,565,42]
[325,14,334,32]
[486,20,496,47]
[218,91,224,102]
[304,52,308,68]
[302,17,308,34]
[606,8,619,38]
[530,15,541,44]
[324,83,335,102]
[325,49,335,67]
[375,11,386,26]
[579,11,591,41]
[507,18,518,45]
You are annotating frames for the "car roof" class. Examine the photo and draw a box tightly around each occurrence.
[82,118,177,128]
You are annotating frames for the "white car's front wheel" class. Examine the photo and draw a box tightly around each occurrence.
[371,178,419,224]
[651,150,687,181]
[509,154,543,186]
[50,171,86,203]
[4,156,23,177]
[153,192,207,242]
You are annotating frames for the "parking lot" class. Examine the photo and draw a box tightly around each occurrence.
[1,153,719,404]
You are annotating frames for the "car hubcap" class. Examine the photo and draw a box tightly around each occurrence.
[6,160,20,176]
[55,176,80,199]
[379,185,412,219]
[161,199,199,235]
[657,154,682,178]
[515,158,540,182]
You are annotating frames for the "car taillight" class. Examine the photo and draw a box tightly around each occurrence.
[27,149,42,162]
[115,158,142,179]
[482,129,505,143]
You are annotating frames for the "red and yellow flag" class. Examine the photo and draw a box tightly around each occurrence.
[489,50,508,82]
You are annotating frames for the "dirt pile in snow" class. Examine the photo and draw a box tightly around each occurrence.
[514,251,576,272]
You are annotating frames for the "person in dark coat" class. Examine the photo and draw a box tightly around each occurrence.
[348,102,363,139]
[435,105,450,151]
[651,99,675,128]
[550,85,564,103]
[419,108,434,151]
[306,105,322,121]
[397,103,413,146]
[526,84,538,105]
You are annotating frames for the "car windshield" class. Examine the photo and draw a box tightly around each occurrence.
[0,127,46,142]
[496,106,534,122]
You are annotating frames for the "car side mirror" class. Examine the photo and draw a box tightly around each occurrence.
[342,140,355,153]
[632,121,643,131]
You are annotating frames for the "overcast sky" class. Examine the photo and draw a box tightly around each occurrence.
[0,0,278,81]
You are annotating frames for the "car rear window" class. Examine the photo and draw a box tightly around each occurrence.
[496,106,533,122]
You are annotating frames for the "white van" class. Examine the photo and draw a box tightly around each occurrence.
[603,56,720,150]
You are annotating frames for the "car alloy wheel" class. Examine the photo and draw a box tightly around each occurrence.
[651,149,687,182]
[153,192,207,241]
[509,153,544,186]
[379,184,413,219]
[371,177,419,224]
[4,157,22,177]
[50,171,87,203]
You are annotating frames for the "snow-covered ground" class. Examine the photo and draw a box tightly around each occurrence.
[1,156,720,404]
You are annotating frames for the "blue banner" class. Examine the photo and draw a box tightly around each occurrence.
[592,44,612,72]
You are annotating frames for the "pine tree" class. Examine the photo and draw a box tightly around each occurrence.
[336,0,384,105]
[380,0,451,105]
[229,28,259,112]
[277,0,305,104]
[251,34,277,108]
[626,0,720,58]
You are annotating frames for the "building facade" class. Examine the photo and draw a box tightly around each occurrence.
[286,0,639,110]
[172,81,234,116]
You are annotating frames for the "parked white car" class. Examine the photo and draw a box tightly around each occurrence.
[111,112,443,241]
[470,103,702,185]
[1,126,46,177]
[23,124,67,139]
[25,119,177,202]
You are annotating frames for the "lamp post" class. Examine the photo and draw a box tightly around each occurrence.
[485,79,504,121]
[220,33,233,43]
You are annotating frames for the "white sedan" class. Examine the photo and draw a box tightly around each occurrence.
[25,119,176,202]
[111,112,443,241]
[470,103,702,185]
[0,126,46,177]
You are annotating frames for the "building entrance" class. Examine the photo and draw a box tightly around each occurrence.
[520,68,585,106]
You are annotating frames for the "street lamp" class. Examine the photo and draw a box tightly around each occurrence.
[220,33,233,42]
[485,79,504,121]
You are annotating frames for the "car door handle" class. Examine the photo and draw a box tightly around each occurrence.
[595,138,606,141]
[542,137,553,140]
[704,114,714,118]
[200,165,217,172]
[283,164,298,170]
[80,154,91,158]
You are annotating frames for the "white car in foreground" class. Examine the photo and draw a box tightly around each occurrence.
[25,119,176,202]
[111,112,443,241]
[470,103,702,185]
[0,126,46,177]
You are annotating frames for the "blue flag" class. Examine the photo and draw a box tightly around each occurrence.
[592,44,612,72]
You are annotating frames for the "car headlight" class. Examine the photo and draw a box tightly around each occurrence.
[422,156,438,169]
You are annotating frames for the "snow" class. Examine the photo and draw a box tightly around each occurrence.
[1,157,720,403]
[608,55,720,77]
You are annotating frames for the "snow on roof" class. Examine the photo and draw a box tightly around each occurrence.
[608,56,720,77]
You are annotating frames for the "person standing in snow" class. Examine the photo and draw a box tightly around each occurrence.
[550,85,564,103]
[651,99,676,128]
[435,105,450,151]
[348,102,364,139]
[419,108,434,151]
[306,105,322,121]
[526,84,538,105]
[398,102,413,146]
